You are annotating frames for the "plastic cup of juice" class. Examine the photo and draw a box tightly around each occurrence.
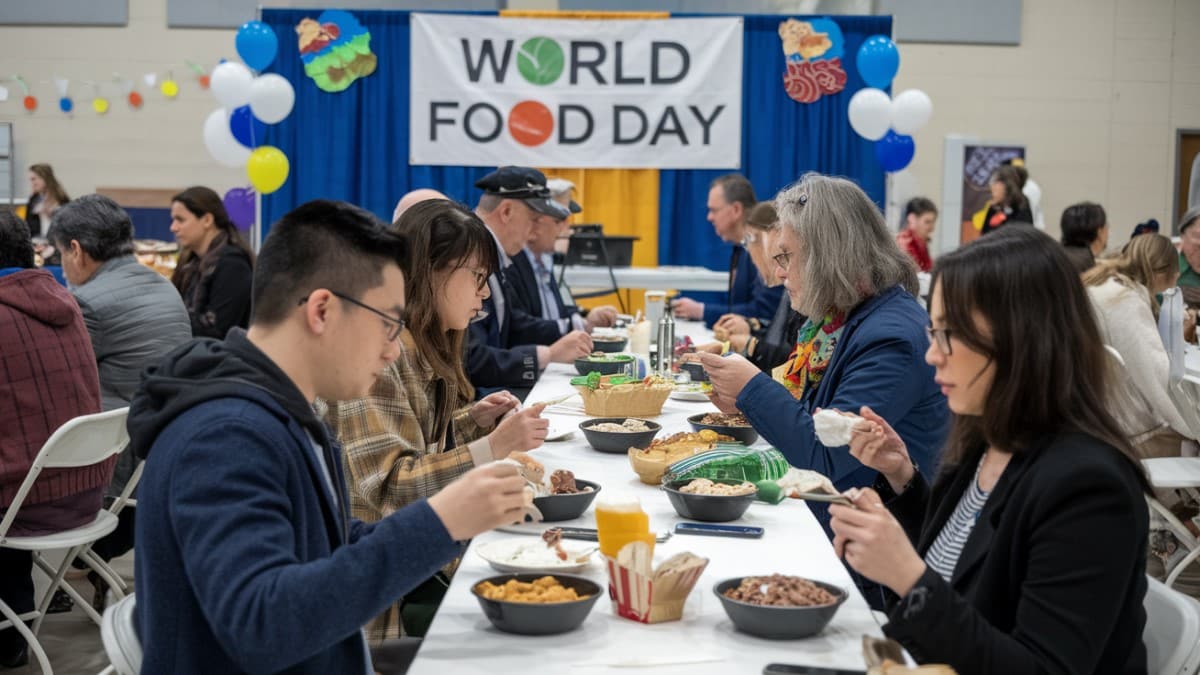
[595,494,655,560]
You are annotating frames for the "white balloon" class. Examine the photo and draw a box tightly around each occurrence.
[249,74,295,124]
[890,89,933,136]
[847,88,892,141]
[203,108,251,168]
[210,62,254,108]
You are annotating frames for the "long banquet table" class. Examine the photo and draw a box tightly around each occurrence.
[408,321,882,674]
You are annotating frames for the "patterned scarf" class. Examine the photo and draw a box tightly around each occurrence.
[773,312,847,400]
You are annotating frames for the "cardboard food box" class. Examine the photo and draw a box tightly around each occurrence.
[577,382,673,417]
[604,541,708,623]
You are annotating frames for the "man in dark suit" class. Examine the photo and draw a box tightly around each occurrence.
[672,174,783,327]
[507,180,618,331]
[465,167,593,393]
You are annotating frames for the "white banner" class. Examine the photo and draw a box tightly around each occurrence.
[409,14,742,169]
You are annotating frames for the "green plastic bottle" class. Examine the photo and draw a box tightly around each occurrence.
[662,445,791,484]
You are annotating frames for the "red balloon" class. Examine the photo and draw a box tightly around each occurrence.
[129,91,144,109]
[22,96,37,112]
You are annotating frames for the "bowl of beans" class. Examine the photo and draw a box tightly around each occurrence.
[713,574,847,639]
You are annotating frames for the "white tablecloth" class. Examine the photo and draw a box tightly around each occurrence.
[408,321,882,674]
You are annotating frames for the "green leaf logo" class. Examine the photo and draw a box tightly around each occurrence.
[517,37,564,86]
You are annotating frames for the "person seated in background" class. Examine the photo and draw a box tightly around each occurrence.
[1059,201,1109,273]
[131,200,529,674]
[393,188,448,222]
[1001,157,1044,229]
[976,165,1033,235]
[46,195,193,596]
[24,163,70,237]
[698,174,950,534]
[830,226,1149,673]
[698,202,804,372]
[1176,207,1200,309]
[465,167,593,395]
[170,186,255,339]
[1084,233,1194,458]
[1131,218,1160,240]
[672,174,783,327]
[323,199,550,639]
[507,182,618,333]
[0,211,114,669]
[895,197,937,273]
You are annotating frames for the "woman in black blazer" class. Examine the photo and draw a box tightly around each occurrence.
[830,226,1150,674]
[169,186,254,339]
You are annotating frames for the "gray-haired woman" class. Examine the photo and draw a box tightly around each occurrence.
[699,173,949,546]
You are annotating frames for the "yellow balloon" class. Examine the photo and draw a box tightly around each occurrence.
[92,98,109,114]
[246,146,290,195]
[160,80,179,98]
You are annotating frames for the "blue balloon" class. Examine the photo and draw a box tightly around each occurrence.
[58,97,73,113]
[875,131,915,172]
[229,105,266,149]
[236,21,278,72]
[857,35,900,89]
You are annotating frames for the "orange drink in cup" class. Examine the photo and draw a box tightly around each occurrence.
[596,495,655,559]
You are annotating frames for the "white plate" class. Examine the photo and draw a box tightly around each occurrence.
[544,424,575,442]
[475,539,595,574]
[670,389,711,402]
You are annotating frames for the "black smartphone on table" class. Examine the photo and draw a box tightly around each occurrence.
[673,522,764,538]
[763,665,866,675]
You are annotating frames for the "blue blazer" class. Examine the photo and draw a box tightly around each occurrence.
[736,285,950,530]
[134,388,460,674]
[703,246,784,326]
[466,264,565,390]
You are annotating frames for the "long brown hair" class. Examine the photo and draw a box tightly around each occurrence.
[29,163,69,205]
[170,186,255,296]
[1082,233,1176,316]
[390,199,499,403]
[989,165,1029,212]
[931,226,1148,491]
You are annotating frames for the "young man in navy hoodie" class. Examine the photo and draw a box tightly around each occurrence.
[129,200,529,674]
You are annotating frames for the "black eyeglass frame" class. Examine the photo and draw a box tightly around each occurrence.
[297,290,406,341]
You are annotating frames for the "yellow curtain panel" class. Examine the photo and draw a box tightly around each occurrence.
[501,9,667,312]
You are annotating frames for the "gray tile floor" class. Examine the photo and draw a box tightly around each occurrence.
[9,552,133,675]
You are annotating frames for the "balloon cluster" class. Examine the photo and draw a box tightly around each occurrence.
[847,35,933,173]
[202,21,294,195]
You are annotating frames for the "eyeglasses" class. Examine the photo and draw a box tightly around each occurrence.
[298,291,406,342]
[926,325,953,356]
[772,251,792,269]
[469,268,490,291]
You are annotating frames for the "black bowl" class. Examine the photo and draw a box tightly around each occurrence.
[713,577,847,639]
[662,479,756,522]
[532,480,601,522]
[687,413,759,446]
[579,418,661,453]
[591,336,628,353]
[679,361,709,382]
[473,573,603,635]
[574,354,636,376]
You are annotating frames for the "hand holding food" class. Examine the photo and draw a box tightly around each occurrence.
[470,391,520,428]
[829,487,926,597]
[489,403,549,459]
[550,330,594,363]
[428,462,530,540]
[844,406,914,493]
[714,314,751,338]
[697,351,759,402]
[585,305,619,331]
[670,297,704,320]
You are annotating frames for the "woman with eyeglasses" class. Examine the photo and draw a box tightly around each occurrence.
[698,175,949,541]
[829,226,1150,673]
[322,199,549,639]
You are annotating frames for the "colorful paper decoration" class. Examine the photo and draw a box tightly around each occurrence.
[296,10,376,92]
[779,18,847,104]
[161,78,179,98]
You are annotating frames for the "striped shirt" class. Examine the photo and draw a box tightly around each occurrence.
[925,457,990,581]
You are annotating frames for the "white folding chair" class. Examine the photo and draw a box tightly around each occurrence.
[1144,575,1200,674]
[0,407,129,674]
[74,459,144,599]
[100,594,141,675]
[1144,457,1200,589]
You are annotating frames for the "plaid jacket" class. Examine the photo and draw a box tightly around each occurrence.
[322,332,493,524]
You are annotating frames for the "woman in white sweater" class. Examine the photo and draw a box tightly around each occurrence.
[1083,233,1193,458]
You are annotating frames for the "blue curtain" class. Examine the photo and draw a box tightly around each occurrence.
[659,14,890,276]
[262,10,890,256]
[261,9,496,232]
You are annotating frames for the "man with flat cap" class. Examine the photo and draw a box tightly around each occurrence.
[466,167,594,395]
[507,178,618,331]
